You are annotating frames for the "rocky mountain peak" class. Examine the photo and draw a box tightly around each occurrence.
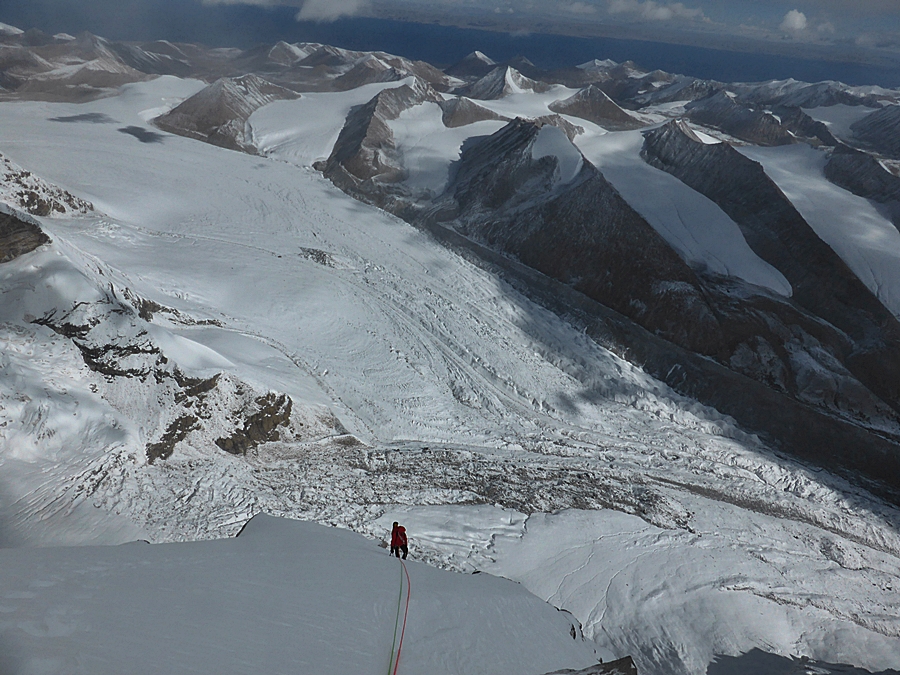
[457,66,549,100]
[444,50,498,79]
[267,41,309,67]
[154,74,298,152]
[643,118,705,148]
[548,84,643,130]
[438,96,509,128]
[851,104,900,159]
[319,79,443,186]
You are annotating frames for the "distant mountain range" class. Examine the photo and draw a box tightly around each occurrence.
[3,26,900,493]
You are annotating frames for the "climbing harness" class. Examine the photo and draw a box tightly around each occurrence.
[386,558,412,675]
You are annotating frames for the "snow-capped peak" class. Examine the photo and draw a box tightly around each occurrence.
[468,50,496,65]
[0,21,24,36]
[577,58,618,71]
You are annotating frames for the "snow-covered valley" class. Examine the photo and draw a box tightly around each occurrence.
[1,30,900,675]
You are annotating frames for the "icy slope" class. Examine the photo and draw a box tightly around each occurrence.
[0,514,600,675]
[376,505,900,675]
[574,126,791,295]
[740,143,900,318]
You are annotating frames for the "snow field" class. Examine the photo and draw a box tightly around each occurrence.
[0,514,600,675]
[377,505,900,675]
[249,77,425,165]
[740,143,900,317]
[573,126,793,295]
[802,104,880,143]
[1,76,899,675]
[388,102,505,195]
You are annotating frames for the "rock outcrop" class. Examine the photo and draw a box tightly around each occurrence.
[0,210,50,263]
[850,104,900,159]
[642,119,900,419]
[1,152,94,216]
[549,85,643,130]
[317,78,442,193]
[154,74,300,152]
[545,656,638,675]
[438,96,509,128]
[825,143,900,227]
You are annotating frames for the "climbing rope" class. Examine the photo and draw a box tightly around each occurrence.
[393,559,412,675]
[386,557,412,675]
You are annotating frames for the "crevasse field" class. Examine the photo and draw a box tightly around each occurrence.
[0,76,899,674]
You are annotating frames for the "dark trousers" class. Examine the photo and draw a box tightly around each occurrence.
[391,545,408,559]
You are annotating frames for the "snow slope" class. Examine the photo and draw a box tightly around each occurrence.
[375,505,900,675]
[0,514,600,675]
[0,77,762,542]
[388,101,505,195]
[740,143,900,317]
[802,104,880,143]
[249,78,421,165]
[574,127,792,295]
[2,76,900,675]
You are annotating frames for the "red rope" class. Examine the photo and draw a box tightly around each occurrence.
[392,559,412,675]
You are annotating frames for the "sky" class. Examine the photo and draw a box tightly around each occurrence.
[1,0,898,63]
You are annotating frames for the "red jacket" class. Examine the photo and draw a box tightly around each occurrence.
[391,525,407,547]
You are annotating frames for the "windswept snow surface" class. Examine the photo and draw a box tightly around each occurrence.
[532,124,584,185]
[740,143,900,317]
[0,514,600,675]
[377,505,900,675]
[388,102,504,195]
[249,78,422,165]
[2,77,900,675]
[802,104,880,143]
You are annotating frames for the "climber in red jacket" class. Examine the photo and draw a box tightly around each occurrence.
[390,522,408,560]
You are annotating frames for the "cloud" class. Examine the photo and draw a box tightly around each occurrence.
[203,0,367,20]
[608,0,704,22]
[295,0,366,21]
[201,0,285,5]
[562,2,598,14]
[779,9,808,33]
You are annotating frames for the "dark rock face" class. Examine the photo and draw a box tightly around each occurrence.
[730,80,888,109]
[549,85,643,130]
[444,50,497,79]
[851,105,900,159]
[456,66,551,100]
[0,211,50,263]
[154,74,299,152]
[432,118,722,351]
[438,96,509,128]
[771,106,838,146]
[641,120,900,419]
[318,79,442,188]
[685,90,795,146]
[215,393,293,455]
[332,57,405,91]
[825,143,900,228]
[683,92,837,148]
[544,655,638,675]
